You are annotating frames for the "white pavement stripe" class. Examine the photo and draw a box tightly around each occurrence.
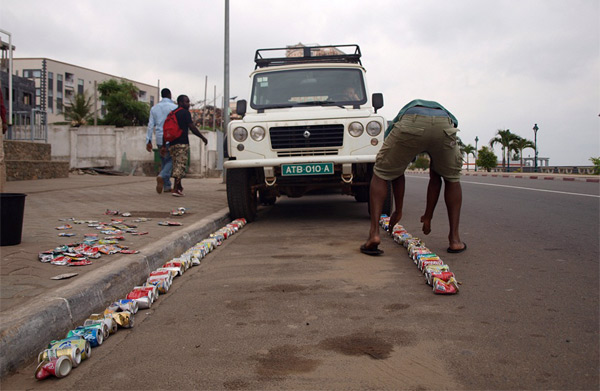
[408,175,599,198]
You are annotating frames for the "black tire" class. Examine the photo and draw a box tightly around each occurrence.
[354,186,369,203]
[226,168,258,222]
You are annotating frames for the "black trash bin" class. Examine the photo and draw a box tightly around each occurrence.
[1,193,27,246]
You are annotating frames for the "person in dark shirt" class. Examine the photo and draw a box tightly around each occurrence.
[167,95,208,197]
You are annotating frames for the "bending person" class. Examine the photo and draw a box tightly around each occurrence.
[360,99,466,255]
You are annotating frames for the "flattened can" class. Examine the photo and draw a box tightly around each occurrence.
[38,346,81,368]
[48,337,91,361]
[35,356,72,380]
[111,311,135,328]
[66,326,104,347]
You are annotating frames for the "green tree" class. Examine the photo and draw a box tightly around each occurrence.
[490,129,519,172]
[512,137,536,171]
[63,93,94,127]
[476,146,498,172]
[462,144,476,171]
[97,79,149,127]
[590,157,600,175]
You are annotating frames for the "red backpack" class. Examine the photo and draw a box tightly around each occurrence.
[163,108,183,144]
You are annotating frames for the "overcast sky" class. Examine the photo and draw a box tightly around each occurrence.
[2,0,598,165]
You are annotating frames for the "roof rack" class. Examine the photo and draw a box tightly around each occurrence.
[254,44,362,69]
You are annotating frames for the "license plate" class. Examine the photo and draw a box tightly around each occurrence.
[281,162,334,176]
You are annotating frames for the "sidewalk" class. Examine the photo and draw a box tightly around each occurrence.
[0,174,230,377]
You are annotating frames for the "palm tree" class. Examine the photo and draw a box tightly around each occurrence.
[63,93,94,127]
[512,137,536,171]
[462,144,476,171]
[490,129,519,172]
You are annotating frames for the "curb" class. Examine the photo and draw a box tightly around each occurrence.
[0,208,230,378]
[461,172,598,183]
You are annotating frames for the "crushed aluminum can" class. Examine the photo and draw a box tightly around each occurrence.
[155,267,179,279]
[104,235,125,241]
[146,278,170,294]
[158,221,183,226]
[132,285,158,302]
[426,271,455,286]
[104,209,119,215]
[67,258,93,266]
[66,325,104,347]
[126,291,152,309]
[432,276,459,294]
[39,253,55,263]
[38,346,81,368]
[162,262,185,276]
[105,299,138,314]
[121,212,131,217]
[51,256,71,266]
[120,249,139,254]
[48,337,91,361]
[131,231,149,236]
[58,233,76,237]
[98,245,120,255]
[110,311,134,328]
[55,225,73,230]
[85,313,118,335]
[35,355,72,380]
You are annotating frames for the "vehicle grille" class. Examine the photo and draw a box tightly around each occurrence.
[270,125,344,150]
[277,149,339,157]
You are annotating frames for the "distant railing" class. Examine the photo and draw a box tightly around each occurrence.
[487,166,596,175]
[6,109,48,142]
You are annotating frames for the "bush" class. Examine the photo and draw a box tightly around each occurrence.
[476,146,498,172]
[590,157,600,175]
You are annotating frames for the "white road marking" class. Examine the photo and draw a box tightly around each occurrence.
[408,176,600,198]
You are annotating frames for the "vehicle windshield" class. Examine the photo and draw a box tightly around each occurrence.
[250,68,366,109]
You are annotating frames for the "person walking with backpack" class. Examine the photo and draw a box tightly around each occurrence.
[166,95,208,197]
[146,88,177,193]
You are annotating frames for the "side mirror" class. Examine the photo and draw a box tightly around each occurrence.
[236,100,247,117]
[372,93,383,113]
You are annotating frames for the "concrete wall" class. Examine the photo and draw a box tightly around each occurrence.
[47,125,220,177]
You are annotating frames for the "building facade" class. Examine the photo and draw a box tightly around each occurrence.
[12,58,158,124]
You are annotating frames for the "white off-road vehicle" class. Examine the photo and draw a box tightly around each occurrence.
[224,44,389,221]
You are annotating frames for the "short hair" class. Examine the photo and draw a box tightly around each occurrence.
[177,95,188,105]
[161,88,171,98]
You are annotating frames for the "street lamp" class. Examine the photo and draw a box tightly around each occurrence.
[475,136,479,172]
[533,124,539,173]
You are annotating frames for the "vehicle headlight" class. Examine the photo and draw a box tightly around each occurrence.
[232,127,248,142]
[348,122,364,137]
[250,126,266,141]
[366,121,382,136]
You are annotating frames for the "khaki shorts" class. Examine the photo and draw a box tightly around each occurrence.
[373,114,462,182]
[169,144,189,179]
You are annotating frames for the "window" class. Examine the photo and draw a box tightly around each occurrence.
[78,79,84,95]
[57,98,63,114]
[23,93,33,106]
[48,72,54,93]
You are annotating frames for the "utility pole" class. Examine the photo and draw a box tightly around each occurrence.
[219,0,229,173]
[202,75,207,129]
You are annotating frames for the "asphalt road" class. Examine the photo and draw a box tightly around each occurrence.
[2,175,598,390]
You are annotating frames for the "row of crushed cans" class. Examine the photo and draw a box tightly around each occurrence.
[34,218,247,380]
[380,215,459,295]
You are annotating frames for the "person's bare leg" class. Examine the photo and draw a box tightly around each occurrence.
[387,175,405,233]
[363,173,389,249]
[443,180,465,251]
[421,170,442,235]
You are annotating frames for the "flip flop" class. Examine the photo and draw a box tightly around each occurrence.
[447,242,467,253]
[360,244,384,256]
